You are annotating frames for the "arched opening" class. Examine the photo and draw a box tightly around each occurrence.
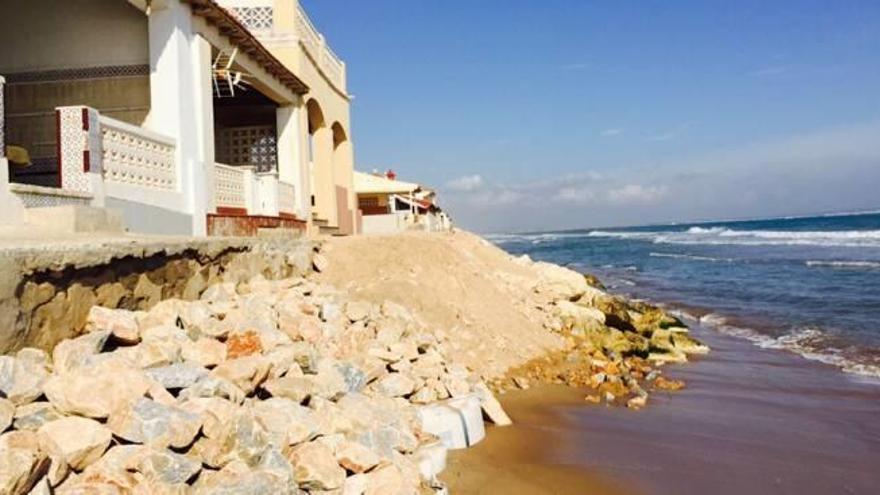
[306,98,326,165]
[330,122,355,234]
[305,99,336,225]
[331,122,348,149]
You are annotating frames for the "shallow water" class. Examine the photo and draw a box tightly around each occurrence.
[551,323,880,495]
[488,211,880,378]
[456,323,880,495]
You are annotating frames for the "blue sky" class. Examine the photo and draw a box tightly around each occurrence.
[302,0,880,232]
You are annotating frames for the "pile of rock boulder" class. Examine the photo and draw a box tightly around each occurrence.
[0,272,505,494]
[495,256,709,409]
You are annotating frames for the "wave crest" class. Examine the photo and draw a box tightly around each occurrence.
[692,313,880,379]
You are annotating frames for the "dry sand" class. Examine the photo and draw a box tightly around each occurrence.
[316,230,567,379]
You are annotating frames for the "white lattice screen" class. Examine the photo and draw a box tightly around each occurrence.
[216,126,277,173]
[231,7,273,31]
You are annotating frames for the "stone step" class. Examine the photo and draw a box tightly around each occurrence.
[24,205,125,234]
[318,224,340,236]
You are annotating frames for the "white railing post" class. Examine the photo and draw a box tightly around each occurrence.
[56,106,105,206]
[256,171,279,217]
[243,166,256,214]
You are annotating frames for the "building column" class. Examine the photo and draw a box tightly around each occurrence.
[313,126,335,225]
[277,102,309,219]
[332,139,354,234]
[146,0,213,235]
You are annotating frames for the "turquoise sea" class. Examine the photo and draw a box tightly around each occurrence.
[488,211,880,378]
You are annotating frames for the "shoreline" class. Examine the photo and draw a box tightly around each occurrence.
[447,320,880,494]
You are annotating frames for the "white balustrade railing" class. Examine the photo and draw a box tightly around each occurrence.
[294,3,346,92]
[100,115,176,191]
[278,180,296,214]
[295,3,322,57]
[214,162,249,210]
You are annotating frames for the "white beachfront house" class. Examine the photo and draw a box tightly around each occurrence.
[0,0,357,236]
[354,170,451,234]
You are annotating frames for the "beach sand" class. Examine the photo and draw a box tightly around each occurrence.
[448,322,880,494]
[443,385,634,494]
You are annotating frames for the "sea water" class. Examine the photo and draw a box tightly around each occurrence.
[487,211,880,378]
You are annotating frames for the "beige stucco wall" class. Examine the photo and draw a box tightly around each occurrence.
[253,0,357,232]
[0,0,148,74]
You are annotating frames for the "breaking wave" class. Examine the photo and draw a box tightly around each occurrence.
[693,313,880,379]
[587,228,880,248]
[649,252,734,263]
[805,260,880,269]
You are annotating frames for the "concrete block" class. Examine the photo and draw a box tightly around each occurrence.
[417,394,486,450]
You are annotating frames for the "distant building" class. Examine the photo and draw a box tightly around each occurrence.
[0,0,356,236]
[354,170,451,234]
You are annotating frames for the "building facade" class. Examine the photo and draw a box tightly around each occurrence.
[0,0,357,236]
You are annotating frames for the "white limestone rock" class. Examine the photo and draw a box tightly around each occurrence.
[334,440,380,474]
[0,431,49,494]
[251,397,319,447]
[85,306,139,344]
[50,330,110,374]
[287,440,345,491]
[146,363,209,390]
[373,373,416,398]
[43,357,150,419]
[12,403,62,432]
[37,417,112,471]
[0,355,49,407]
[107,397,201,449]
[181,337,227,368]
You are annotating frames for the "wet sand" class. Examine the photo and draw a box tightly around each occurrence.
[446,324,880,494]
[443,386,635,494]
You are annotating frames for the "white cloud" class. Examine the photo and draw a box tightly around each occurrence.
[445,174,484,192]
[749,65,789,77]
[606,184,669,205]
[440,121,880,233]
[600,128,623,137]
[556,187,597,205]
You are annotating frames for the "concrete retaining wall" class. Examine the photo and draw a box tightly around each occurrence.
[0,237,314,353]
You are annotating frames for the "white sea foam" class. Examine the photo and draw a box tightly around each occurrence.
[650,252,735,263]
[805,260,880,269]
[689,313,880,379]
[587,228,880,248]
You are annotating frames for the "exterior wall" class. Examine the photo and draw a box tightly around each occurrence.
[219,0,356,232]
[105,197,193,235]
[0,0,150,185]
[0,0,148,74]
[361,212,409,235]
[358,193,391,215]
[1,159,28,227]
